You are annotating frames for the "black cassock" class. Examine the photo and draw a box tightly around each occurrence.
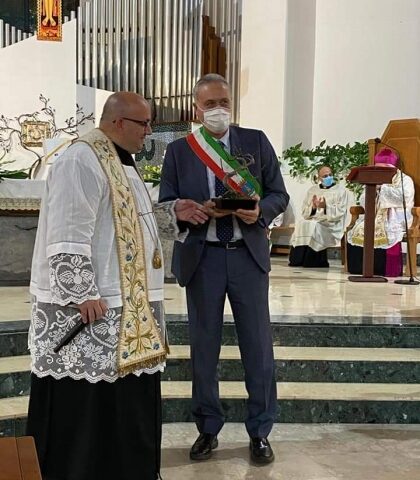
[27,372,161,480]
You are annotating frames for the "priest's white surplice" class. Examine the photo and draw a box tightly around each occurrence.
[347,171,414,249]
[291,183,348,252]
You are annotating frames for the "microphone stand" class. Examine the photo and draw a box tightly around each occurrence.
[374,139,419,285]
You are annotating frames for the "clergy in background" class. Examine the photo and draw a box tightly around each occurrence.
[289,166,348,268]
[26,92,207,480]
[347,149,414,277]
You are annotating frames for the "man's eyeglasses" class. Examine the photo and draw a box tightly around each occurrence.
[113,117,151,128]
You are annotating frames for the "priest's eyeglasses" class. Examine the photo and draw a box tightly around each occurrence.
[113,118,151,129]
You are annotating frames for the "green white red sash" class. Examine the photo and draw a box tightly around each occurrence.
[186,126,261,197]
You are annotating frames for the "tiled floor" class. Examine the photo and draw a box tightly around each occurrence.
[2,257,420,324]
[161,423,420,480]
[165,257,420,321]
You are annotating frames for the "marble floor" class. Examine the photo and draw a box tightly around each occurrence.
[2,256,420,478]
[161,423,420,480]
[2,257,420,324]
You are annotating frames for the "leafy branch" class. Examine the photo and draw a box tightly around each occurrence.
[0,93,95,179]
[281,140,369,199]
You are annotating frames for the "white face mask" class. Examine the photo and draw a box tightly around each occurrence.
[201,107,231,134]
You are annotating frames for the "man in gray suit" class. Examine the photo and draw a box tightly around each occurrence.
[159,74,289,464]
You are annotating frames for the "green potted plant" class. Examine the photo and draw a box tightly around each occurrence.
[140,164,162,187]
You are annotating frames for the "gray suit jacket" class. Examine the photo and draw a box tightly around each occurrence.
[159,125,290,286]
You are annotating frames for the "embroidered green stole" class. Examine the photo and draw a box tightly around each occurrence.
[77,129,168,375]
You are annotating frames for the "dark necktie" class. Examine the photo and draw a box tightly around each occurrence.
[215,141,234,242]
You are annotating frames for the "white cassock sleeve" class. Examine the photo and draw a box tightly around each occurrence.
[302,190,317,220]
[153,200,188,242]
[325,187,348,222]
[302,185,348,223]
[45,147,106,259]
[378,173,414,210]
[48,253,101,306]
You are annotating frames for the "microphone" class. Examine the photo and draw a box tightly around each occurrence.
[374,138,419,285]
[53,319,87,353]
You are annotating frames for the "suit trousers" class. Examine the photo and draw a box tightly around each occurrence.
[186,243,277,438]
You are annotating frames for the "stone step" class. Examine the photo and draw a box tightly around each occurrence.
[3,319,420,358]
[2,347,420,399]
[5,345,420,370]
[2,381,420,436]
[167,321,420,349]
[169,345,420,362]
[0,321,30,357]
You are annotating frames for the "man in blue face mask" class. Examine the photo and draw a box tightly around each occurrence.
[289,166,348,268]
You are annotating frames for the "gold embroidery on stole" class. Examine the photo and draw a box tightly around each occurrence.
[351,208,389,247]
[77,129,168,375]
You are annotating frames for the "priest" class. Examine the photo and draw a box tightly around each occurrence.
[289,166,348,268]
[347,149,414,276]
[27,92,208,480]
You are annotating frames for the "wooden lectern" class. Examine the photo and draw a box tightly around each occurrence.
[347,165,396,282]
[346,119,420,277]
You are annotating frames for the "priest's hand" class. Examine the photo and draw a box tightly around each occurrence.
[317,196,326,209]
[312,195,326,209]
[175,199,208,225]
[203,199,234,218]
[234,197,261,224]
[77,298,108,324]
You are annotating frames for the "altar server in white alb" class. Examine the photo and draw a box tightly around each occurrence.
[289,166,348,268]
[27,92,208,480]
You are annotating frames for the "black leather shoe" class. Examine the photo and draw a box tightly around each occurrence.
[190,433,218,461]
[250,437,274,464]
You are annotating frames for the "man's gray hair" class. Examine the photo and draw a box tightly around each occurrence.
[192,73,230,100]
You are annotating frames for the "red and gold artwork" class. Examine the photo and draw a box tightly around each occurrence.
[37,0,62,42]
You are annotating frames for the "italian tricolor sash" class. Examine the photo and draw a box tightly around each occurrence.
[77,129,168,376]
[186,126,261,197]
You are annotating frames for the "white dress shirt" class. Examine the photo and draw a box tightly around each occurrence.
[205,130,243,241]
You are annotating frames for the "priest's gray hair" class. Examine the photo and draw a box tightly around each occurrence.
[192,73,230,100]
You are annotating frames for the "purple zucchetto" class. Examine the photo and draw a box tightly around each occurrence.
[374,148,399,166]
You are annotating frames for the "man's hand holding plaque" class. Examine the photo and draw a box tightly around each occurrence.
[234,194,260,224]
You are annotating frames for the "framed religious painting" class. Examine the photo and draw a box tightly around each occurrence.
[37,0,62,42]
[21,121,52,147]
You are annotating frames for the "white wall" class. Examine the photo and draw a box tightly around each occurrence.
[76,85,113,135]
[240,0,311,230]
[240,0,288,155]
[247,0,420,234]
[283,0,316,149]
[311,0,420,145]
[0,21,77,170]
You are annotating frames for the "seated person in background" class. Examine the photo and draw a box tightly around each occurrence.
[347,148,414,277]
[268,212,284,251]
[289,166,348,268]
